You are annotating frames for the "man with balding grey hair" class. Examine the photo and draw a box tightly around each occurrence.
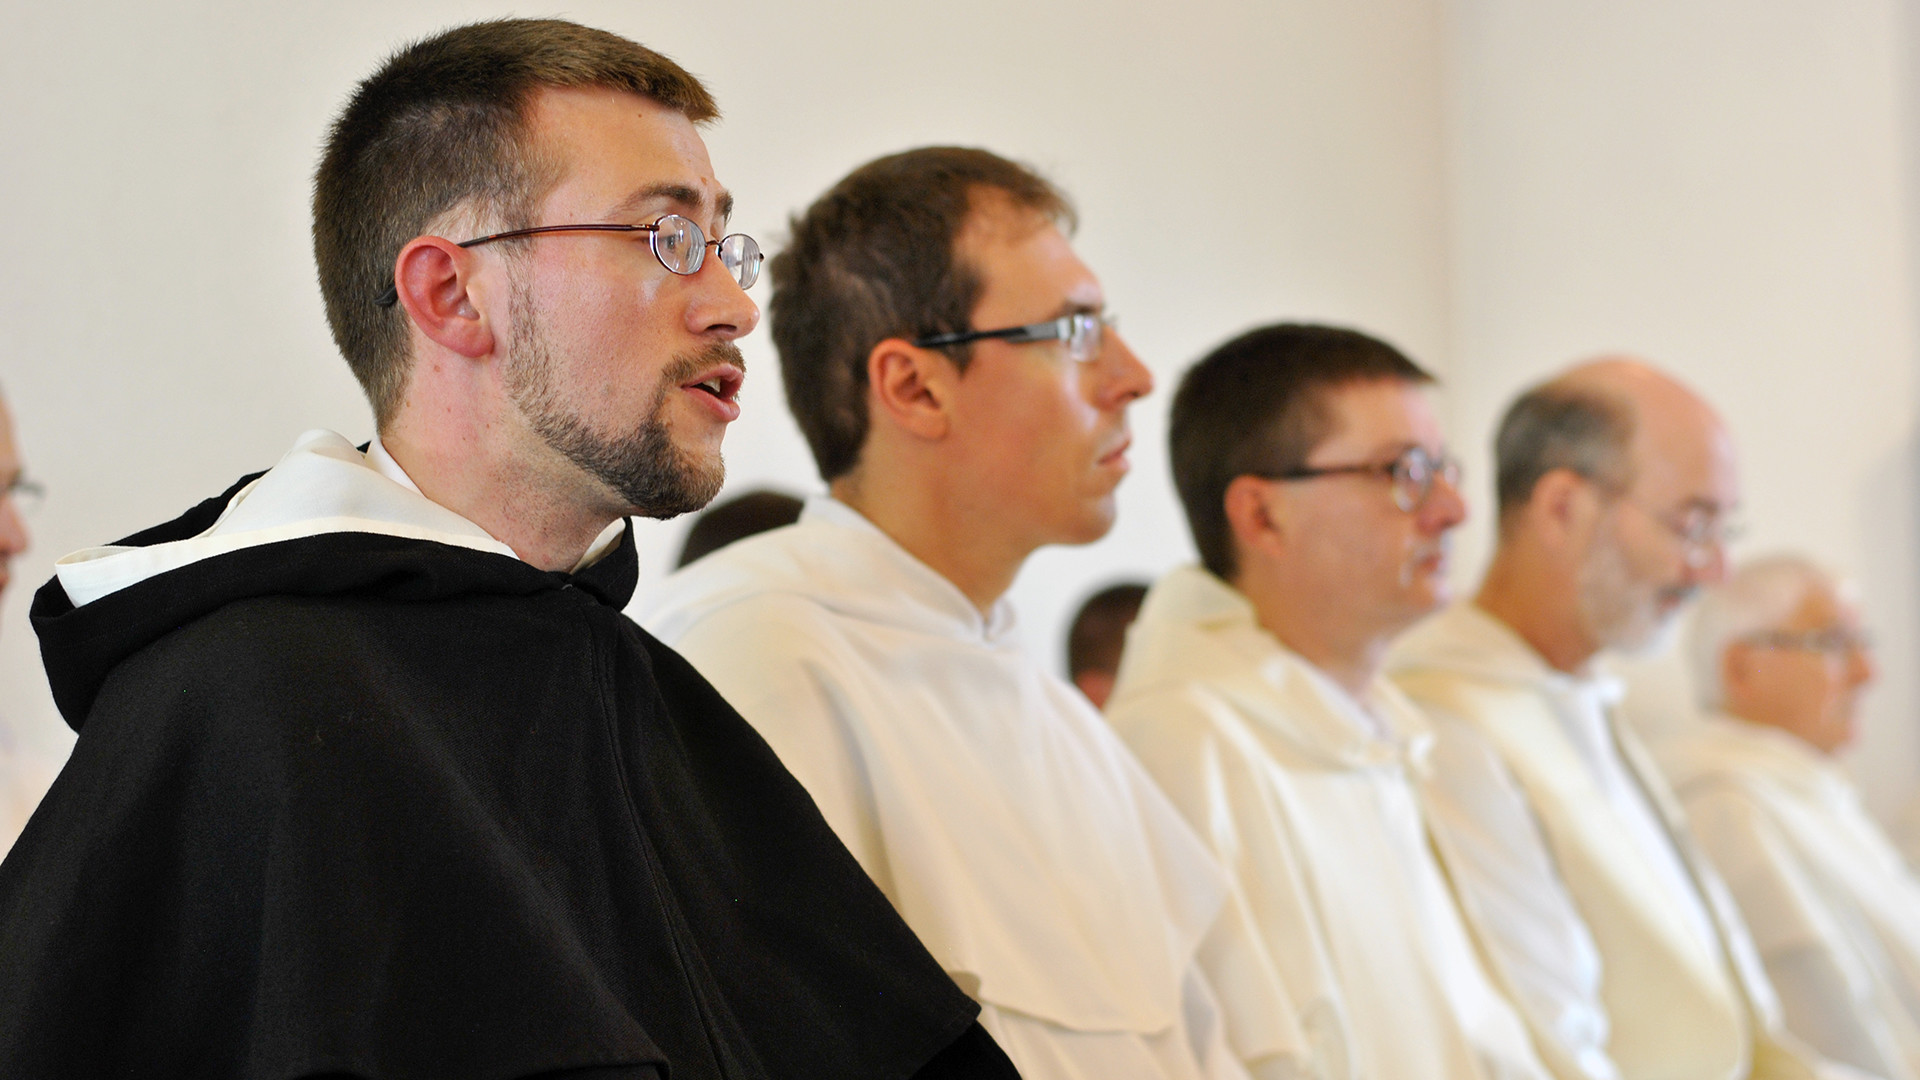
[1390,359,1873,1080]
[1658,556,1920,1080]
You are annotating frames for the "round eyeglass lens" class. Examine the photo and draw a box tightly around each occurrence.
[651,214,704,274]
[719,233,763,289]
[1390,453,1427,512]
[1065,315,1094,362]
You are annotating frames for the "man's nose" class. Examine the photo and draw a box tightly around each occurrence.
[687,254,761,341]
[1094,331,1153,407]
[1688,538,1731,585]
[1421,470,1469,532]
[0,495,29,559]
[1849,643,1877,687]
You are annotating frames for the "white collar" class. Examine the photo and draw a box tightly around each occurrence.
[57,429,625,606]
[1392,602,1625,706]
[368,433,623,574]
[1121,565,1434,771]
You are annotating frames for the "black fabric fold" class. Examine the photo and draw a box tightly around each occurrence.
[4,480,1011,1080]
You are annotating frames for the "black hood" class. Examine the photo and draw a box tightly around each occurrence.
[32,471,638,732]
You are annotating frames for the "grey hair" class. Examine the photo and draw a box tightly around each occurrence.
[1686,554,1841,710]
[1493,381,1635,521]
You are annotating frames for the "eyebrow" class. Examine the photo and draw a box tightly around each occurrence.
[1364,438,1440,458]
[607,182,734,228]
[1042,299,1103,320]
[1675,495,1734,516]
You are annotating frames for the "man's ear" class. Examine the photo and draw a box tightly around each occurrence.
[392,236,495,359]
[1529,468,1600,551]
[1223,474,1287,565]
[867,338,954,442]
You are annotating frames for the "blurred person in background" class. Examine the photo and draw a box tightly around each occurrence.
[1107,324,1555,1080]
[675,487,803,568]
[1391,359,1874,1080]
[1065,580,1146,708]
[0,386,50,856]
[1658,555,1920,1080]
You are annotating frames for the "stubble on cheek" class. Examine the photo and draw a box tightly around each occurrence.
[503,278,744,519]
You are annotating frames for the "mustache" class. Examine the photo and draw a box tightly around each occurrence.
[660,341,747,385]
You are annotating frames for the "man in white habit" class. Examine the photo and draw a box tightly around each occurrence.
[1389,359,1878,1080]
[1103,323,1561,1080]
[1658,555,1920,1080]
[637,147,1263,1080]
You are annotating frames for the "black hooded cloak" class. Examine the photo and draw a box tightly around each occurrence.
[1,474,1017,1080]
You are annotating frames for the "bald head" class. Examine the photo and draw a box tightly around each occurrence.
[1496,356,1735,527]
[1479,356,1740,667]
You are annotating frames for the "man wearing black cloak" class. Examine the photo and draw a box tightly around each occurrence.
[0,19,1017,1080]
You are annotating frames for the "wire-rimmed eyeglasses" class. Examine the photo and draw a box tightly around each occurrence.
[1257,445,1461,513]
[912,312,1116,364]
[1737,626,1873,656]
[374,213,763,307]
[1616,496,1743,570]
[4,475,44,516]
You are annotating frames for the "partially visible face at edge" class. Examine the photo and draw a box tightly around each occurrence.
[0,398,28,601]
[493,87,758,521]
[1726,583,1875,755]
[939,201,1154,550]
[1575,387,1739,656]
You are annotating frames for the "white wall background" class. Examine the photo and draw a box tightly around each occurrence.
[1443,0,1920,821]
[1,1,1915,820]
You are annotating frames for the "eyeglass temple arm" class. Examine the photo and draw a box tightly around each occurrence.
[375,223,665,307]
[1270,462,1392,481]
[915,319,1071,349]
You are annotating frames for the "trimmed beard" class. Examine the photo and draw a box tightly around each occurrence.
[505,279,736,520]
[1576,521,1687,657]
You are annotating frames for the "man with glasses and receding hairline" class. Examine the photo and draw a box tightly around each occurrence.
[1390,358,1876,1080]
[1659,555,1920,1080]
[0,20,1017,1080]
[1104,322,1556,1080]
[640,146,1262,1080]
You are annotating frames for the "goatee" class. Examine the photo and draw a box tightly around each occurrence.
[505,285,740,519]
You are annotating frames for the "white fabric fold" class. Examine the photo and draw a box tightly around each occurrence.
[1660,716,1920,1080]
[1390,603,1831,1080]
[636,498,1240,1078]
[56,430,625,607]
[1108,567,1551,1080]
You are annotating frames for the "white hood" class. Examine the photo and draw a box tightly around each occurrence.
[56,430,515,607]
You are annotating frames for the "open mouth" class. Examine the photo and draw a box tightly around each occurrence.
[684,367,744,404]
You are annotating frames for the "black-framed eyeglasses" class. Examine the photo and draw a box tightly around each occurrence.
[1258,446,1461,513]
[374,213,763,306]
[1738,627,1873,656]
[4,475,44,515]
[912,312,1116,364]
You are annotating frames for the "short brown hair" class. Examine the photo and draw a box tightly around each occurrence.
[1492,380,1634,523]
[675,488,804,568]
[1066,581,1149,680]
[1170,323,1434,581]
[313,18,717,426]
[768,147,1074,481]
